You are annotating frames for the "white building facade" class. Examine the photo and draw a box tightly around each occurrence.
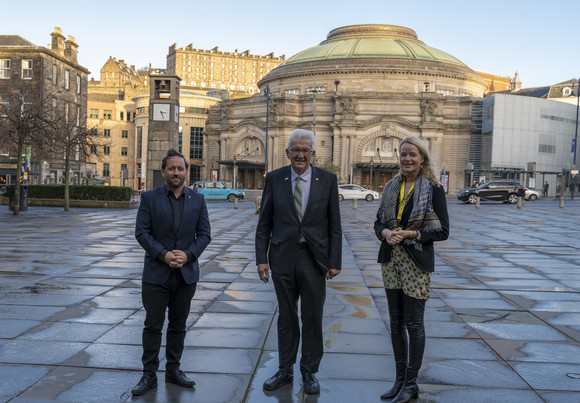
[476,93,577,195]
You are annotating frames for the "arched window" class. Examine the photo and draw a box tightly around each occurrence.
[236,137,263,159]
[363,137,400,158]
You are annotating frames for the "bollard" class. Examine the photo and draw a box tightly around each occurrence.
[234,197,238,209]
[560,194,564,208]
[517,196,522,209]
[475,195,480,209]
[353,198,358,209]
[255,196,262,215]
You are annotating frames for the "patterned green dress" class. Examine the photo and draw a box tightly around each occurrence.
[381,244,431,300]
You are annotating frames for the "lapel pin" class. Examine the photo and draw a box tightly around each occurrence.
[284,177,289,180]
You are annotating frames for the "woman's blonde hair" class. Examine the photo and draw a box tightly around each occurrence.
[398,136,440,186]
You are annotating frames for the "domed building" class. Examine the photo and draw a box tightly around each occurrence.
[205,24,487,192]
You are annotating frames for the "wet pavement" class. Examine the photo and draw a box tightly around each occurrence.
[0,198,579,402]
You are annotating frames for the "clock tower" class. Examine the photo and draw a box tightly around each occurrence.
[146,73,180,190]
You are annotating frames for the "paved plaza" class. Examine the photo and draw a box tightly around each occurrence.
[0,198,579,402]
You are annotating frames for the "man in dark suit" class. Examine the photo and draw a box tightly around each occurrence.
[132,149,211,396]
[255,129,342,394]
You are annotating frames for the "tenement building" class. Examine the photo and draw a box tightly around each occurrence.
[88,59,221,189]
[87,57,145,187]
[166,43,285,99]
[205,24,488,193]
[0,27,89,185]
[87,42,285,189]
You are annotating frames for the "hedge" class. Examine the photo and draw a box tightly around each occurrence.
[6,185,132,201]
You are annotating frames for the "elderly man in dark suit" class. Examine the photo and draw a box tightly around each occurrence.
[255,129,342,394]
[132,149,211,396]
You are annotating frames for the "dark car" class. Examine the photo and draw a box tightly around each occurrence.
[457,181,525,204]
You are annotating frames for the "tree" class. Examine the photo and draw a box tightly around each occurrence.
[312,156,346,183]
[46,102,101,211]
[0,81,53,215]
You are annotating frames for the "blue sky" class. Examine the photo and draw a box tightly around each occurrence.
[3,0,579,88]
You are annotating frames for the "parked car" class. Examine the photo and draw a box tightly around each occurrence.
[338,184,379,202]
[457,181,525,204]
[192,181,245,201]
[524,188,541,201]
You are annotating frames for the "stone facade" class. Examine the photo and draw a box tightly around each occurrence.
[132,81,220,191]
[166,44,284,99]
[87,57,144,187]
[88,59,221,190]
[206,25,488,193]
[0,27,90,185]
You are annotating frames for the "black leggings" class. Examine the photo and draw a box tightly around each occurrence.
[385,288,426,373]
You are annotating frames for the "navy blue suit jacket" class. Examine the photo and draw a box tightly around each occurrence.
[255,165,342,274]
[135,185,211,285]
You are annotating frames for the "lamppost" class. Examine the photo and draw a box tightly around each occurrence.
[573,78,580,167]
[571,78,579,198]
[232,155,237,189]
[262,85,271,174]
[370,158,375,190]
[309,80,324,136]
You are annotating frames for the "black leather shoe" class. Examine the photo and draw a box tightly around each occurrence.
[165,369,195,388]
[263,370,294,391]
[302,372,320,394]
[131,374,157,396]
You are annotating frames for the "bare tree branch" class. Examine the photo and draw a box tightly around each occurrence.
[0,80,54,215]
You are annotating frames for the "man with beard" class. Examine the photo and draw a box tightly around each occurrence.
[132,148,211,396]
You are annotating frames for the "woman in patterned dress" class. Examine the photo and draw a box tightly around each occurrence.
[374,136,449,402]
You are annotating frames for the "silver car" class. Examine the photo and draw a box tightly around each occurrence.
[524,187,541,201]
[338,184,379,202]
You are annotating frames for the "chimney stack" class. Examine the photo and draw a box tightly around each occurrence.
[65,35,78,64]
[51,27,65,57]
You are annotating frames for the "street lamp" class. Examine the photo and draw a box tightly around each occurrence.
[262,84,271,174]
[232,155,237,189]
[570,78,579,198]
[572,79,580,166]
[370,158,374,190]
[309,80,324,136]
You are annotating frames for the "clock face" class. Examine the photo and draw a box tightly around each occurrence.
[153,104,170,121]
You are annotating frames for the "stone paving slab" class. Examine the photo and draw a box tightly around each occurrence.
[1,200,580,401]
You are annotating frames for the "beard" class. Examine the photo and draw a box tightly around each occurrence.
[165,175,185,189]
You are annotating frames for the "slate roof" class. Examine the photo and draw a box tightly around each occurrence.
[0,35,35,47]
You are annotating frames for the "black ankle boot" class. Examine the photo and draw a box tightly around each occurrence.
[390,370,419,403]
[380,376,404,400]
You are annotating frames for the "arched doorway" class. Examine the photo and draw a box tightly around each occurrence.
[359,135,401,192]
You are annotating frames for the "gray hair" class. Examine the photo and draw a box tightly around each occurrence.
[287,129,317,151]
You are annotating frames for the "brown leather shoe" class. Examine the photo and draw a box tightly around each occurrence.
[165,369,195,388]
[131,374,157,395]
[263,370,294,391]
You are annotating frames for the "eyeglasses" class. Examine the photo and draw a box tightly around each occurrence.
[289,148,313,156]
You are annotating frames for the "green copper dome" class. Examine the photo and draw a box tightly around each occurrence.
[281,24,467,68]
